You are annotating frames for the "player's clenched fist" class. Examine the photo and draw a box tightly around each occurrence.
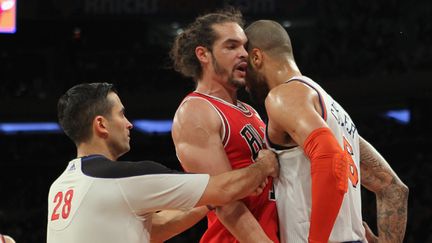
[255,149,279,178]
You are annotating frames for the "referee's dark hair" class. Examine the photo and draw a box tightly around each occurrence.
[57,82,117,145]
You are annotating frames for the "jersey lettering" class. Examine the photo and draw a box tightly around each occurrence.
[330,101,357,139]
[240,124,264,160]
[269,184,276,201]
[343,137,359,187]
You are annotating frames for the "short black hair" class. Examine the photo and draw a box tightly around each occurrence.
[245,20,294,60]
[57,82,116,144]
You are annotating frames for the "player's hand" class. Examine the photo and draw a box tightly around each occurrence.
[256,149,279,178]
[363,221,378,243]
[250,178,269,196]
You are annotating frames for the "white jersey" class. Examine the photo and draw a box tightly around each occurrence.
[271,76,366,243]
[47,155,209,243]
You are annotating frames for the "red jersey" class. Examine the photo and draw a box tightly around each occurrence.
[181,91,279,243]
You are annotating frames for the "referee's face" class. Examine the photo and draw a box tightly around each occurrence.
[105,92,133,158]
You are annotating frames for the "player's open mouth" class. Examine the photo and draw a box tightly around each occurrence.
[235,62,247,76]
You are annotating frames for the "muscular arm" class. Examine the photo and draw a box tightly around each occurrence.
[359,136,409,243]
[151,207,209,243]
[215,201,270,243]
[266,82,345,243]
[172,98,273,243]
[266,82,327,145]
[196,149,277,207]
[150,149,278,243]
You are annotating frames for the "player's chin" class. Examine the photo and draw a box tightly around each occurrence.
[232,75,246,86]
[232,80,245,89]
[237,77,246,85]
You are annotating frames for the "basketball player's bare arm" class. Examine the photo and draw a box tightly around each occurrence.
[172,99,274,243]
[266,82,348,242]
[150,207,209,243]
[150,150,278,242]
[359,136,408,243]
[265,82,327,144]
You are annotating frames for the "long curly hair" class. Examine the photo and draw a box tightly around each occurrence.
[170,8,244,81]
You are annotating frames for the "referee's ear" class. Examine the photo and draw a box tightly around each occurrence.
[93,115,109,139]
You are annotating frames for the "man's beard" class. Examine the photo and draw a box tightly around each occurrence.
[212,54,244,89]
[246,65,269,104]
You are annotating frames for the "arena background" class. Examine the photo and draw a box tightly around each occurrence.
[1,0,431,242]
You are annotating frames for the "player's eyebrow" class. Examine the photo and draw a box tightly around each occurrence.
[223,38,243,45]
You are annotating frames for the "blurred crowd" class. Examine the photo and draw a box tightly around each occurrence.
[0,0,431,101]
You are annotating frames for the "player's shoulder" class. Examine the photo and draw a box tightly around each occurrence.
[277,80,315,94]
[173,95,222,130]
[176,95,216,114]
[266,81,309,101]
[265,81,318,112]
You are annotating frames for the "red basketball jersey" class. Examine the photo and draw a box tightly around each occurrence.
[182,92,279,243]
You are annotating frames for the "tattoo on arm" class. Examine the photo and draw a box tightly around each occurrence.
[359,137,409,243]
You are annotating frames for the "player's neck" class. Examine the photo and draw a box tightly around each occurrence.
[268,59,301,89]
[196,77,238,104]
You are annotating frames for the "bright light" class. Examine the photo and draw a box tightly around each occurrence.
[0,0,16,34]
[0,119,174,135]
[1,0,15,11]
[0,122,62,134]
[384,109,410,124]
[133,119,172,134]
[282,20,292,28]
